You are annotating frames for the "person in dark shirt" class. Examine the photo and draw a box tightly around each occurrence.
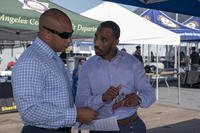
[59,52,67,64]
[151,51,155,62]
[133,45,144,64]
[190,47,200,71]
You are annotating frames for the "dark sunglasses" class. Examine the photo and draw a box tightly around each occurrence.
[43,26,73,39]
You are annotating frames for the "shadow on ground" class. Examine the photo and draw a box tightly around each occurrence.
[147,119,200,133]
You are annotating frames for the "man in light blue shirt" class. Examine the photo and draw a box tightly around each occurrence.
[76,21,156,133]
[12,8,98,133]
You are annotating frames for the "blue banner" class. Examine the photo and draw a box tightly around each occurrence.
[141,9,200,41]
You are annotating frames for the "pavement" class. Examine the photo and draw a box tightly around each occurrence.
[0,86,200,133]
[157,85,200,110]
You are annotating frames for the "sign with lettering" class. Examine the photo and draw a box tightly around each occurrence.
[0,98,17,113]
[0,0,100,39]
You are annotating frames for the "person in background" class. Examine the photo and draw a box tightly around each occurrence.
[133,45,144,64]
[151,51,155,62]
[72,58,86,101]
[190,47,199,71]
[11,8,98,133]
[60,52,67,64]
[180,51,186,67]
[6,61,16,71]
[76,21,156,133]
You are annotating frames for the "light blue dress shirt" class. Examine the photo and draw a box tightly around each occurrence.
[76,50,156,120]
[11,37,76,129]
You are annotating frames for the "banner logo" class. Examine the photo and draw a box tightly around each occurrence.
[143,15,151,21]
[185,21,199,29]
[158,15,179,28]
[18,0,49,13]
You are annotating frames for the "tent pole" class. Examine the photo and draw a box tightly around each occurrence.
[156,45,159,100]
[174,46,177,69]
[177,45,181,104]
[11,44,14,57]
[142,44,144,63]
[175,13,178,22]
[176,14,181,104]
[148,45,151,65]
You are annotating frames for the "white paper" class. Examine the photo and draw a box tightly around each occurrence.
[74,116,119,131]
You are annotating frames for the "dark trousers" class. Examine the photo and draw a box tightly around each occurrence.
[21,125,71,133]
[90,116,146,133]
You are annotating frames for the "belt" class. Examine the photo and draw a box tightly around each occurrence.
[27,125,71,132]
[53,127,71,132]
[117,112,138,125]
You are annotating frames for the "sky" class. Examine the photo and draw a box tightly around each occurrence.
[50,0,138,13]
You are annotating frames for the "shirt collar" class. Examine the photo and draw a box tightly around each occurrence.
[96,48,123,62]
[33,37,57,59]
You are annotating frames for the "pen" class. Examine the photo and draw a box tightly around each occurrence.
[78,123,83,128]
[78,104,105,128]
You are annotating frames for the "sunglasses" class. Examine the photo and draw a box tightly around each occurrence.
[43,26,73,39]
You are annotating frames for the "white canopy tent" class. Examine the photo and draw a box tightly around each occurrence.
[81,2,181,101]
[81,2,180,45]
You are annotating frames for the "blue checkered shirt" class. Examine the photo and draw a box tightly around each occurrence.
[11,37,76,129]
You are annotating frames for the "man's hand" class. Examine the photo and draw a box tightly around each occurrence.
[76,107,99,124]
[123,93,141,107]
[102,85,121,102]
[112,93,141,111]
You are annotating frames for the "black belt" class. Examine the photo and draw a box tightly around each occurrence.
[52,127,71,132]
[26,125,71,132]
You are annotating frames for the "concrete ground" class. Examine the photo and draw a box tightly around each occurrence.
[0,86,200,133]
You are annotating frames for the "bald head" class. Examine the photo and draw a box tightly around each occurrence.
[38,8,73,52]
[39,8,72,32]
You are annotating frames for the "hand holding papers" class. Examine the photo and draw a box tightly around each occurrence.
[75,116,119,131]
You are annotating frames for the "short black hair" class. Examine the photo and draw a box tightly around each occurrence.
[136,45,141,49]
[98,21,120,39]
[191,47,196,51]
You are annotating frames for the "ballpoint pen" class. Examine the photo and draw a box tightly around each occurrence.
[78,104,105,128]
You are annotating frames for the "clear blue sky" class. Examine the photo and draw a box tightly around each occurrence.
[50,0,137,13]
